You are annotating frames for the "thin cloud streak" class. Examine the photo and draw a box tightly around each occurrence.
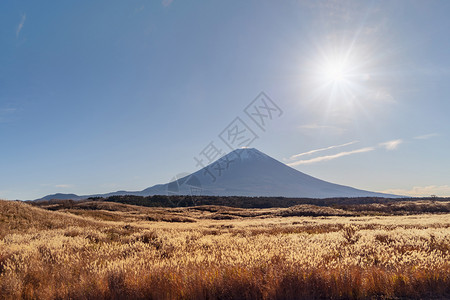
[162,0,173,7]
[290,141,358,160]
[414,133,439,140]
[288,137,404,166]
[55,184,72,188]
[0,107,17,123]
[16,14,26,37]
[299,123,346,132]
[379,139,402,150]
[288,147,374,166]
[382,185,450,197]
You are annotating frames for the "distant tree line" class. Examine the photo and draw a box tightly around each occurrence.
[84,195,448,209]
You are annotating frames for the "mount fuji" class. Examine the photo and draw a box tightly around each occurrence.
[38,148,399,200]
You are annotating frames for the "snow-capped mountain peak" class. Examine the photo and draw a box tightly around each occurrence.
[224,147,268,162]
[37,148,401,200]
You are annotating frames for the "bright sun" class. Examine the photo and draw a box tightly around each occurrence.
[307,47,367,109]
[304,39,383,118]
[319,58,351,84]
[325,63,345,82]
[305,42,374,110]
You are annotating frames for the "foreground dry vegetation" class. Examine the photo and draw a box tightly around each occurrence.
[1,199,449,299]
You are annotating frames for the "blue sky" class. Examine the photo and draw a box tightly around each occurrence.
[1,0,449,200]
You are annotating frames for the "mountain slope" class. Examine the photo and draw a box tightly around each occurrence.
[142,148,398,198]
[37,148,400,200]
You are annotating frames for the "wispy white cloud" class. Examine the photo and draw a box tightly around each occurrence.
[288,147,374,166]
[135,5,145,13]
[379,139,402,151]
[0,107,17,123]
[289,141,358,160]
[298,123,346,134]
[0,191,11,200]
[288,132,435,167]
[287,137,399,166]
[0,108,17,114]
[299,124,338,130]
[16,14,26,37]
[162,0,174,7]
[381,185,450,197]
[414,133,439,140]
[55,184,72,189]
[367,88,396,104]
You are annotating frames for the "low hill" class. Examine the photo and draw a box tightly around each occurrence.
[30,197,450,221]
[0,199,98,238]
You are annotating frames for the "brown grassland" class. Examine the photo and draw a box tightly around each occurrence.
[0,199,449,299]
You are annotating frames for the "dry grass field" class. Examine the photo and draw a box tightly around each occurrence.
[0,199,449,299]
